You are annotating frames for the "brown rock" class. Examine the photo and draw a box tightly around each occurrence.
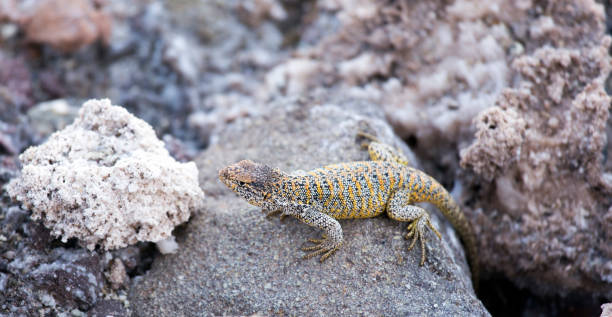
[106,258,128,290]
[460,34,612,296]
[460,107,526,181]
[20,0,111,52]
[0,0,18,22]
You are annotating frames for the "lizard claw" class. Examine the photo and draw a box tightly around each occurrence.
[264,209,288,221]
[301,234,343,262]
[356,131,381,143]
[356,131,380,149]
[404,215,442,266]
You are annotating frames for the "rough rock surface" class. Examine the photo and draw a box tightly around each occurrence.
[129,95,488,316]
[5,246,105,312]
[89,299,129,317]
[0,196,137,315]
[602,303,612,317]
[7,99,204,251]
[460,18,612,297]
[27,248,104,310]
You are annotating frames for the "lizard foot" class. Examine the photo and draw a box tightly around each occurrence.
[404,214,442,266]
[357,131,381,142]
[301,234,343,262]
[264,209,288,221]
[357,131,411,166]
[356,131,380,149]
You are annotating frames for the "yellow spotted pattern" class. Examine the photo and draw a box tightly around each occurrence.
[277,161,416,219]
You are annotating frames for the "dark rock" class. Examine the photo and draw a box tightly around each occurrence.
[163,134,198,162]
[0,53,32,119]
[26,222,52,251]
[28,249,103,310]
[114,246,141,273]
[0,157,19,185]
[1,206,28,233]
[0,272,7,292]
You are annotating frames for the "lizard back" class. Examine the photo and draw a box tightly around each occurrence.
[278,161,405,219]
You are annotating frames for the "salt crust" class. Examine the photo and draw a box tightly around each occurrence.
[7,99,204,250]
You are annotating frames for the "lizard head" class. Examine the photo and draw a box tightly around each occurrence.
[219,160,285,207]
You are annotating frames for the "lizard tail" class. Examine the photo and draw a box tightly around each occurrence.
[441,198,479,293]
[423,173,479,292]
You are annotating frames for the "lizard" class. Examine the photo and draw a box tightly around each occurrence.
[218,133,479,290]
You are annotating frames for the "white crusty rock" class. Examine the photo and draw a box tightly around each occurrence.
[7,99,204,251]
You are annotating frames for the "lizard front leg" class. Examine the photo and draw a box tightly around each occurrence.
[387,189,442,265]
[291,205,344,262]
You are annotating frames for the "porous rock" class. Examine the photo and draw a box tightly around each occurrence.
[7,99,204,251]
[460,107,526,181]
[602,303,612,317]
[460,32,612,296]
[129,95,489,316]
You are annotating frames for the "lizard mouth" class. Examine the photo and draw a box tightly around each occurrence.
[218,166,233,187]
[218,166,230,180]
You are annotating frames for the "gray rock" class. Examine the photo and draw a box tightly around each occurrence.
[3,247,105,313]
[129,95,488,316]
[26,99,79,139]
[89,299,128,317]
[29,250,104,311]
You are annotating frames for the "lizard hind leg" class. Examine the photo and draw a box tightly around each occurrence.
[387,190,441,266]
[356,132,410,166]
[403,211,442,265]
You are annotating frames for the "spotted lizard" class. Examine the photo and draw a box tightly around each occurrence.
[219,133,479,290]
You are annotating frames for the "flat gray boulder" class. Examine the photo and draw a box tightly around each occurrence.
[129,95,489,316]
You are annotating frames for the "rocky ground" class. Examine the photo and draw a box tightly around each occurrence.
[1,0,611,316]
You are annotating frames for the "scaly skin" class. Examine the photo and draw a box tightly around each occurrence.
[219,136,479,290]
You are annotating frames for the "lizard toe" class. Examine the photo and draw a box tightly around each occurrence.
[404,216,432,266]
[301,234,341,262]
